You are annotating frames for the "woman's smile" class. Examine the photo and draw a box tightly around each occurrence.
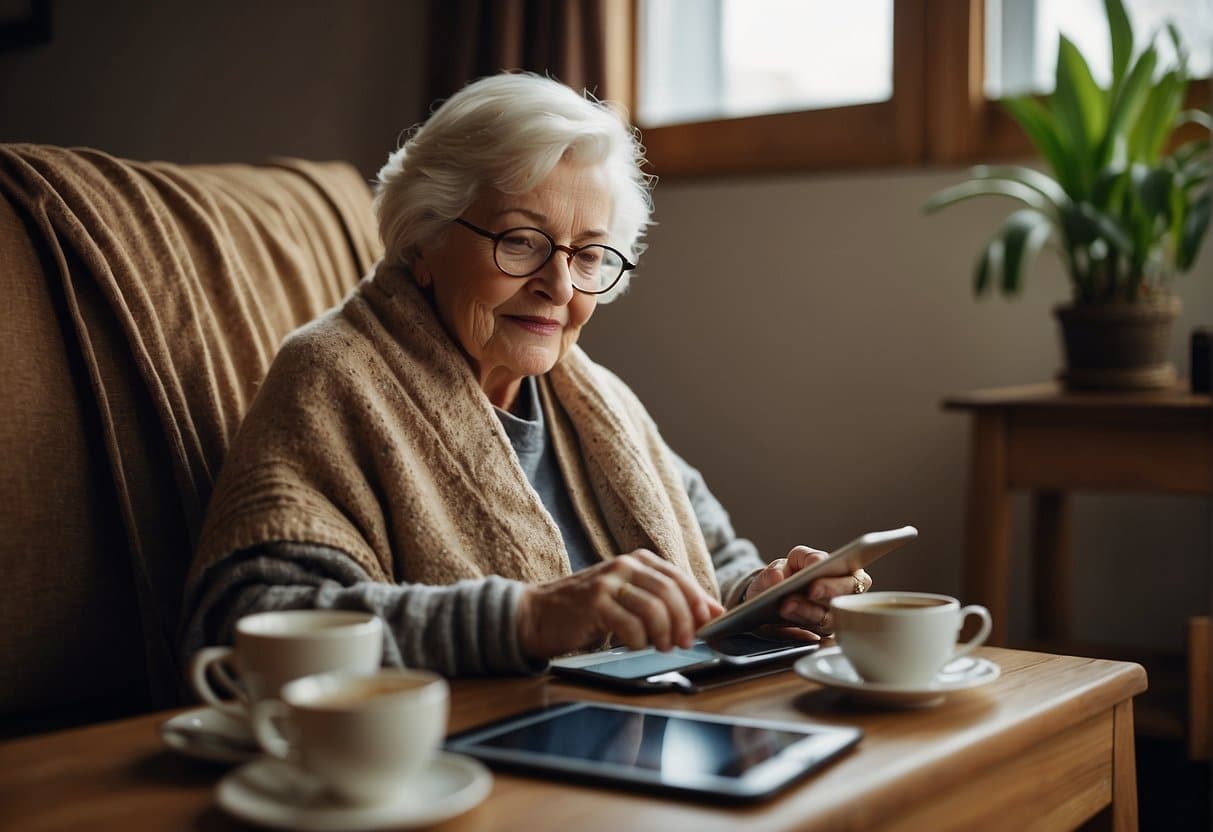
[505,314,562,336]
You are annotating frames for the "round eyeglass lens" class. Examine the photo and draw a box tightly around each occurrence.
[494,228,624,293]
[495,228,550,275]
[573,246,624,292]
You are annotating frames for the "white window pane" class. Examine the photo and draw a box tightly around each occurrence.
[985,0,1213,99]
[638,0,893,128]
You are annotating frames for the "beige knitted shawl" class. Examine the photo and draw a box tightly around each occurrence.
[190,262,719,599]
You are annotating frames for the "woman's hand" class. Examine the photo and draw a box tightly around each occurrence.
[744,545,873,638]
[516,549,725,660]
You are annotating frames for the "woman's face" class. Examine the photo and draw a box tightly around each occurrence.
[415,160,611,409]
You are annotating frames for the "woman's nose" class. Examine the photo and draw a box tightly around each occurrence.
[529,251,576,305]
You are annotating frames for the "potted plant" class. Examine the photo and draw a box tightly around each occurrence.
[925,0,1210,390]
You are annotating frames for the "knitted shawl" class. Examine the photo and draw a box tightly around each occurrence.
[190,262,719,599]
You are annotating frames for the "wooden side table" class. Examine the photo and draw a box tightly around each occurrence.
[944,382,1210,643]
[945,382,1212,758]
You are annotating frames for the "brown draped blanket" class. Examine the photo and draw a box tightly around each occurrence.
[191,262,719,599]
[0,145,379,706]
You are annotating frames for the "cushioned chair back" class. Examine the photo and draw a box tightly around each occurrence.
[0,146,381,733]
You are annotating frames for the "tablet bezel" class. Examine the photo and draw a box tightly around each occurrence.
[443,701,863,802]
[548,636,818,692]
[696,525,918,640]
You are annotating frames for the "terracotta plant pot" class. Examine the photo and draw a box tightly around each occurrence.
[1053,296,1182,391]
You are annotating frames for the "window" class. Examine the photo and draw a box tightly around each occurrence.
[930,0,1211,163]
[985,0,1213,98]
[628,0,1212,177]
[634,0,924,176]
[638,0,894,126]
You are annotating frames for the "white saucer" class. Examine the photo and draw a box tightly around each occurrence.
[794,647,1001,707]
[160,706,259,764]
[216,752,493,831]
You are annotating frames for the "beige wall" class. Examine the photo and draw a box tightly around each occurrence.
[0,0,427,178]
[581,169,1212,650]
[3,1,1208,651]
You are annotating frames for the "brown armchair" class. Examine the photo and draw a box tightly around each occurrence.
[0,145,380,736]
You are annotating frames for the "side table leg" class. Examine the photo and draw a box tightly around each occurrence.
[964,411,1012,645]
[1032,491,1072,643]
[1111,700,1139,832]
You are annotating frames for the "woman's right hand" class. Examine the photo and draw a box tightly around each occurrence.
[516,549,724,660]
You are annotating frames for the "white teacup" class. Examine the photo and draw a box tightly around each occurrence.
[189,610,384,719]
[830,591,992,686]
[251,668,450,805]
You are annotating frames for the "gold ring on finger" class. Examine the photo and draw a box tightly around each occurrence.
[853,574,866,594]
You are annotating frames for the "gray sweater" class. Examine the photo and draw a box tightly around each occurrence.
[183,378,765,675]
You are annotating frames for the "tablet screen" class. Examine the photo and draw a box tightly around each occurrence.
[477,704,807,777]
[446,701,863,801]
[570,644,718,680]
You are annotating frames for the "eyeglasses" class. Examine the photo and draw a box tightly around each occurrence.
[454,218,635,295]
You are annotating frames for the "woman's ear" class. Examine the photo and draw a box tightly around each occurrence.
[412,252,433,288]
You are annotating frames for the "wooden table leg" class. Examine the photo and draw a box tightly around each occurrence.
[1111,699,1139,832]
[1189,616,1210,761]
[964,411,1013,645]
[1032,491,1072,643]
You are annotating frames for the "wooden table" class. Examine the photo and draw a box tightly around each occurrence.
[943,383,1212,646]
[0,648,1146,831]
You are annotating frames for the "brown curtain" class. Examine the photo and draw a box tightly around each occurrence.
[426,0,612,109]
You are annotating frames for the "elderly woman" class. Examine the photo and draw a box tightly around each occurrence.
[184,73,872,675]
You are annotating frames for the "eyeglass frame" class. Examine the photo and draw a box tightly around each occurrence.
[452,217,636,295]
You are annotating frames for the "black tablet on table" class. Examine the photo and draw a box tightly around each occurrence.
[549,632,818,692]
[444,701,862,803]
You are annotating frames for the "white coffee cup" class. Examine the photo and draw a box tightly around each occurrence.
[830,591,992,686]
[251,668,450,805]
[189,610,384,719]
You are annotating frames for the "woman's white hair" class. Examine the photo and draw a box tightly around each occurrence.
[374,72,653,302]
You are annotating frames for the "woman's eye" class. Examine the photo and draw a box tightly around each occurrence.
[575,249,603,267]
[501,234,535,251]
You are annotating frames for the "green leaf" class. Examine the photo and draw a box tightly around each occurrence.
[975,237,1002,296]
[998,210,1054,296]
[1179,192,1211,271]
[1066,202,1134,253]
[1097,46,1156,169]
[1092,165,1129,214]
[923,179,1053,215]
[1173,137,1211,170]
[1121,172,1153,264]
[1105,0,1134,97]
[1166,22,1189,78]
[1176,109,1213,131]
[1052,34,1106,195]
[1169,179,1187,257]
[1002,96,1077,194]
[1137,167,1174,221]
[969,164,1071,210]
[1179,158,1212,191]
[1130,69,1185,163]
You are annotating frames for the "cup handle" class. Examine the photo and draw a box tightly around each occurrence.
[950,605,993,662]
[251,699,295,761]
[189,646,247,718]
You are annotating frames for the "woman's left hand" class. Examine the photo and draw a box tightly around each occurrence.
[743,545,873,638]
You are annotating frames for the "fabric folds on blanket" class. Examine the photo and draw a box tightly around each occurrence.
[190,263,720,600]
[0,145,378,705]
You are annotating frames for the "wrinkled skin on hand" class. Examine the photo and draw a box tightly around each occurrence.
[743,546,873,642]
[516,549,725,658]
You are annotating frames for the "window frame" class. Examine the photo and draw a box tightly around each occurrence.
[927,0,1212,163]
[633,0,926,177]
[627,0,1211,178]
